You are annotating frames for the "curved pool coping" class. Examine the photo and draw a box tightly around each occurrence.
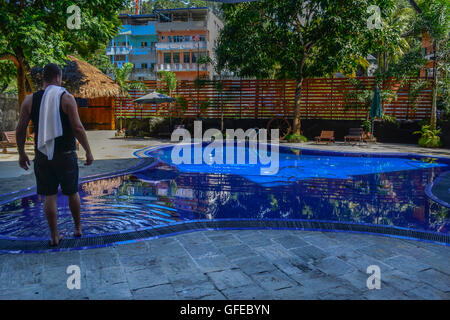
[0,142,449,254]
[425,171,450,208]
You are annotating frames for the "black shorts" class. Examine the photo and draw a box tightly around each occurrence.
[34,150,79,196]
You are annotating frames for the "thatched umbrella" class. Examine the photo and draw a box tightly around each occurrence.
[31,55,120,99]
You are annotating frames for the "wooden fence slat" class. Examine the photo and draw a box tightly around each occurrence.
[111,77,432,121]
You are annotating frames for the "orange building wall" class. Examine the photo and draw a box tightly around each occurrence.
[156,29,210,80]
[420,32,435,78]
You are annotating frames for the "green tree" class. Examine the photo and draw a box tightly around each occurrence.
[157,70,177,121]
[113,62,148,130]
[216,0,398,135]
[84,48,116,75]
[0,0,128,109]
[409,0,449,130]
[197,53,229,131]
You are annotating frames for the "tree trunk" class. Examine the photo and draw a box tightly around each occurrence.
[16,62,27,110]
[292,78,303,135]
[12,48,33,109]
[119,99,123,131]
[430,40,438,130]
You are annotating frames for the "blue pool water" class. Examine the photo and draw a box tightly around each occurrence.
[0,144,449,241]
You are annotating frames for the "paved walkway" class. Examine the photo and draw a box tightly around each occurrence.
[0,230,448,300]
[0,131,449,299]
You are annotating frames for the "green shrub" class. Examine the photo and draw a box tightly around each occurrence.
[361,120,371,132]
[285,133,308,143]
[413,125,442,148]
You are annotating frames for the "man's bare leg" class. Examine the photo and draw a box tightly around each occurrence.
[68,192,82,237]
[44,194,62,246]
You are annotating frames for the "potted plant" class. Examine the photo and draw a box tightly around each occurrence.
[361,120,372,140]
[413,124,442,148]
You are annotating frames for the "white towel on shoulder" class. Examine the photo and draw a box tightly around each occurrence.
[37,85,68,160]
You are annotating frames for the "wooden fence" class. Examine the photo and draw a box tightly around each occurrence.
[113,77,432,121]
[77,96,115,130]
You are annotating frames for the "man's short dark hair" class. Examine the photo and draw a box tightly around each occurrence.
[43,63,62,83]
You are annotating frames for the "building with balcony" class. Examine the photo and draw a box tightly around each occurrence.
[106,14,159,80]
[107,8,223,81]
[154,7,223,81]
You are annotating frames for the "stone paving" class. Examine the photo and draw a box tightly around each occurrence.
[0,229,448,300]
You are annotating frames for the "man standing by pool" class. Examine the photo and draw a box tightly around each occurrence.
[15,63,94,246]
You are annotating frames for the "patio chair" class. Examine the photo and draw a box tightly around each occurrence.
[314,131,335,144]
[344,128,364,144]
[1,131,34,154]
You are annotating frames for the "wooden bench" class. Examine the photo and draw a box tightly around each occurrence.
[344,128,364,144]
[315,130,335,144]
[1,131,34,154]
[1,131,79,153]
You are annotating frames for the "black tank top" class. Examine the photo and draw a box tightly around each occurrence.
[31,89,76,154]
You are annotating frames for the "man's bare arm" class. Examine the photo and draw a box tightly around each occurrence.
[62,93,94,165]
[16,94,32,170]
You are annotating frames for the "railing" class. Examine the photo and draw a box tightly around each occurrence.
[155,41,207,51]
[157,63,207,72]
[131,47,155,55]
[132,68,154,73]
[106,46,132,55]
[113,77,432,120]
[156,21,206,32]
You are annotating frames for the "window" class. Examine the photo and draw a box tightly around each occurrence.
[115,55,126,61]
[191,52,198,63]
[184,35,191,42]
[199,35,205,42]
[183,52,190,63]
[168,36,172,42]
[141,42,148,47]
[173,36,183,43]
[192,52,207,63]
[141,63,148,69]
[173,52,180,63]
[164,53,171,64]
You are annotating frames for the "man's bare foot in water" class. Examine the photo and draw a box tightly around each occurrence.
[50,234,63,246]
[74,226,82,237]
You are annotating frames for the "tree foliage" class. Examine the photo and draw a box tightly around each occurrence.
[216,0,399,133]
[0,0,128,107]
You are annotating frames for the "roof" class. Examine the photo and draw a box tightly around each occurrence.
[153,7,208,12]
[119,14,157,18]
[31,56,121,99]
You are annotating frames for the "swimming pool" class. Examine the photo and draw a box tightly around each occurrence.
[0,143,449,252]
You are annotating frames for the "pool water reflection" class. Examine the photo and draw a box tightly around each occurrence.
[0,145,449,240]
